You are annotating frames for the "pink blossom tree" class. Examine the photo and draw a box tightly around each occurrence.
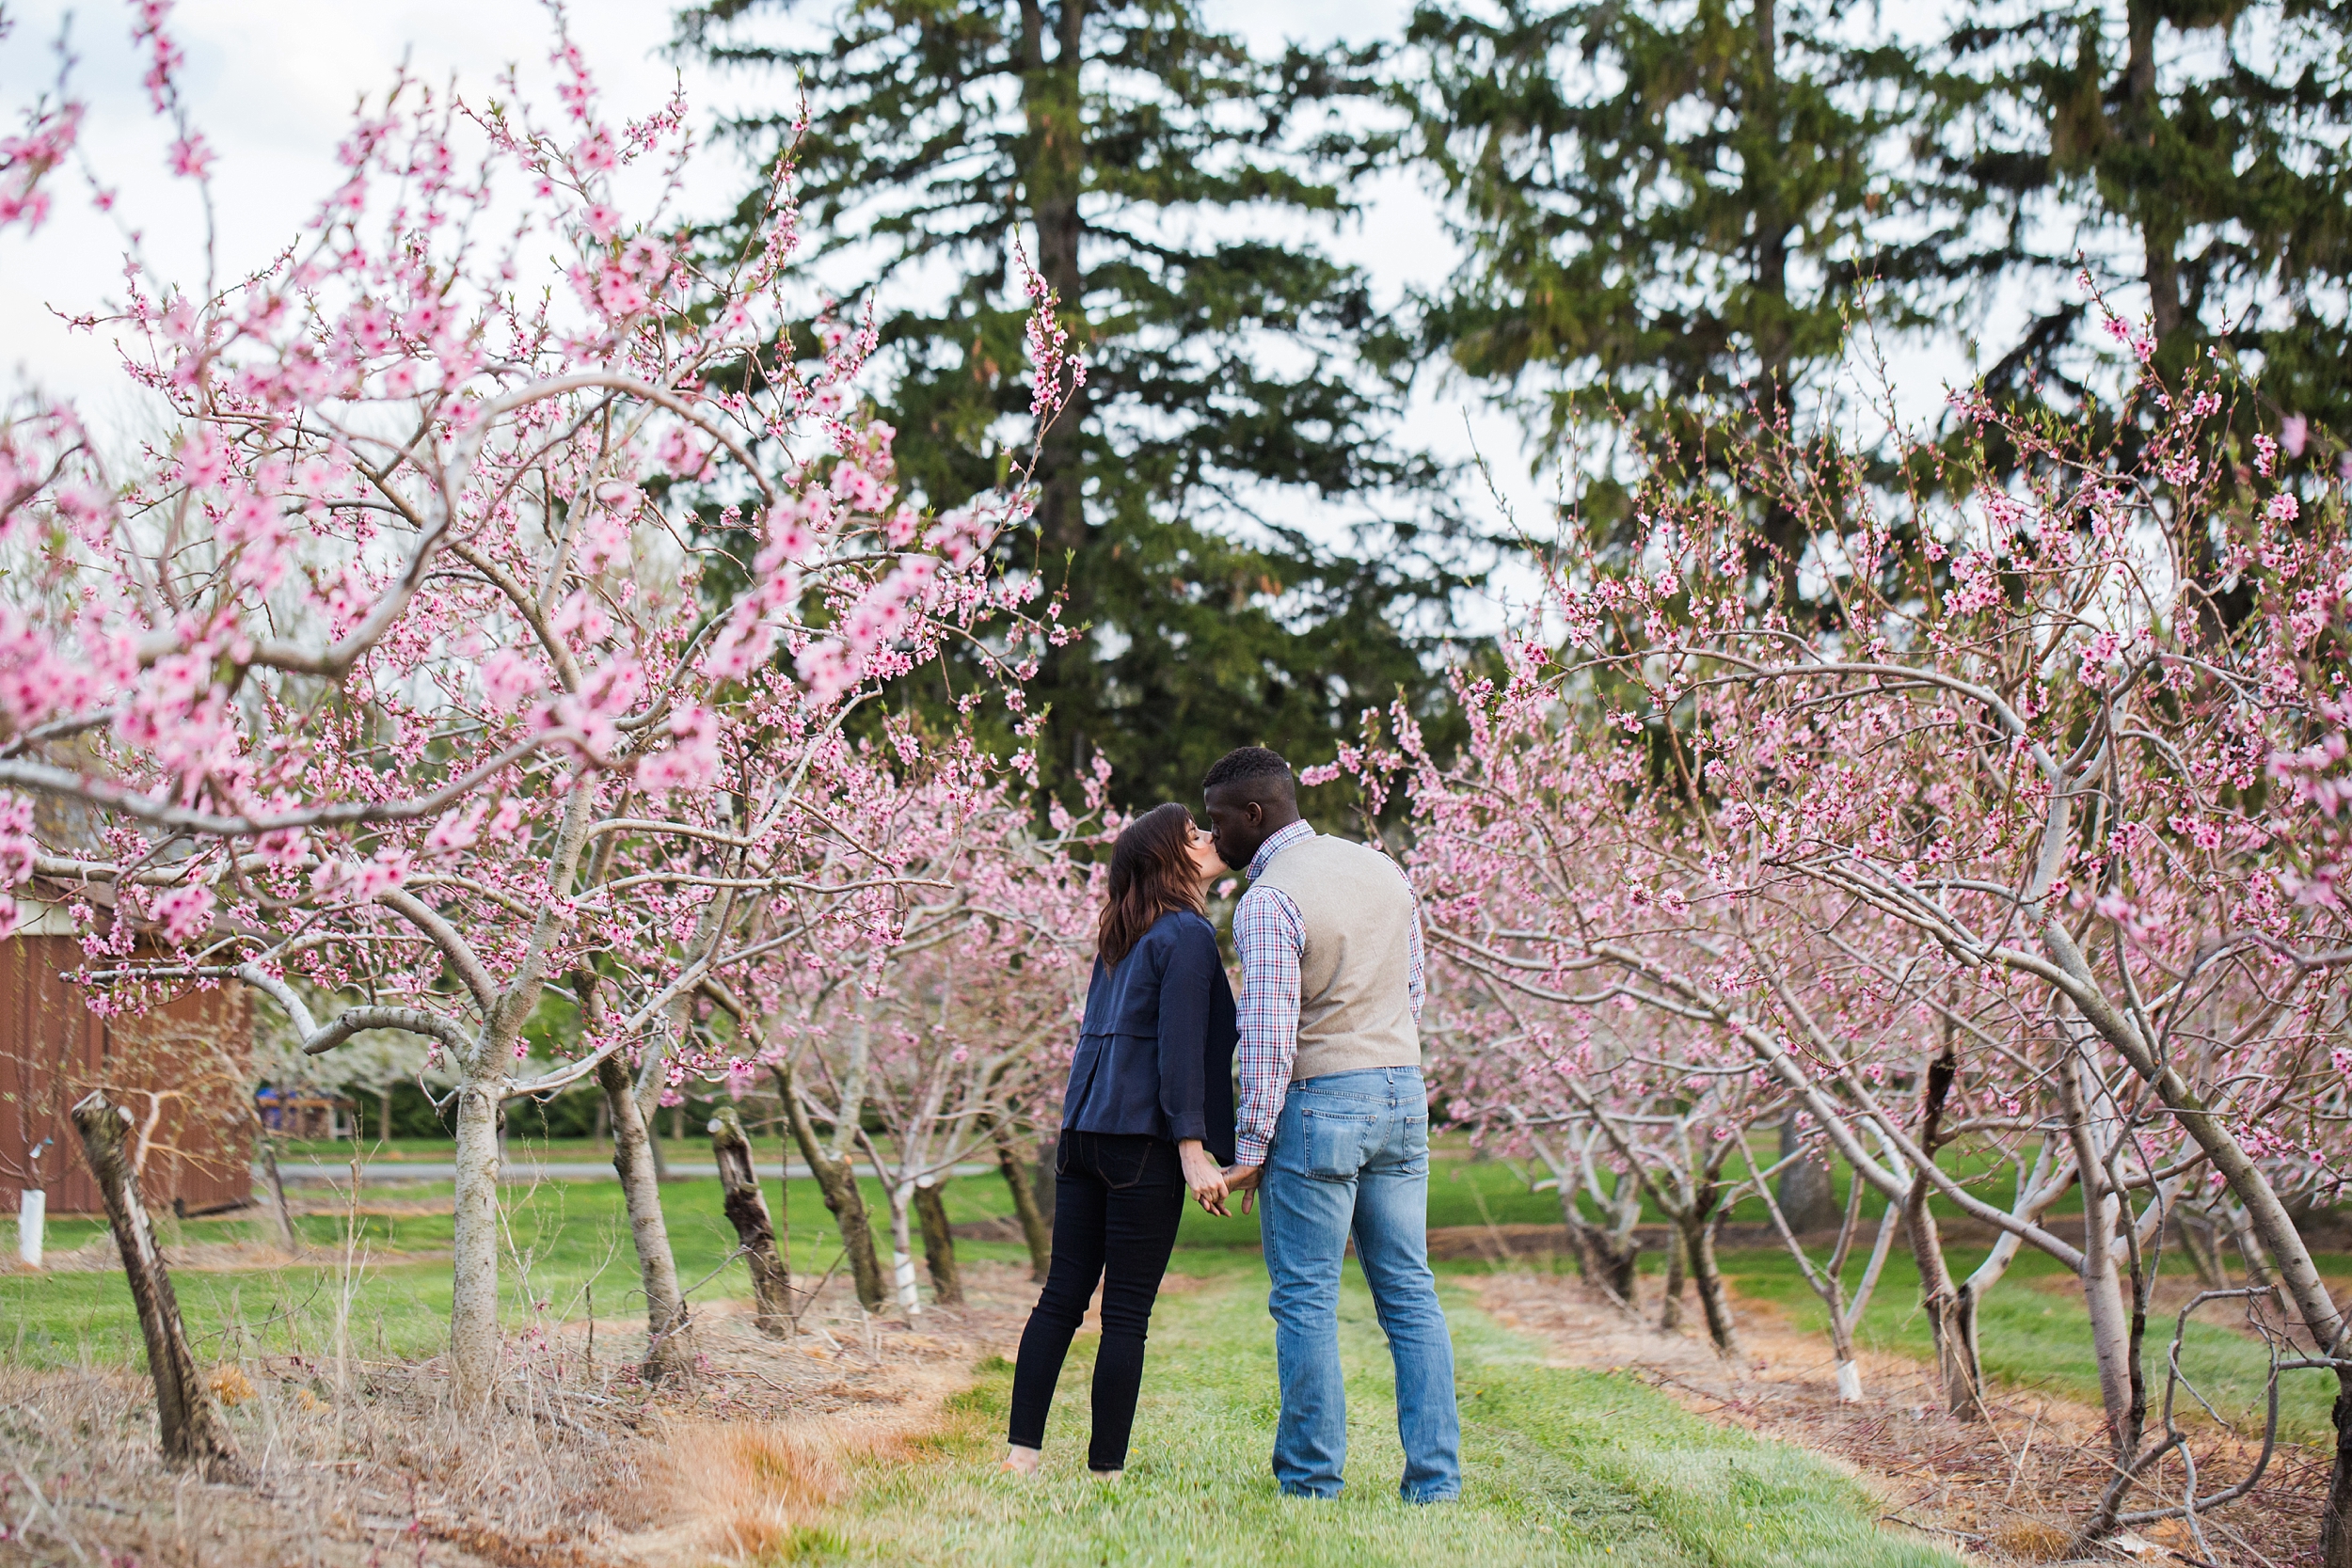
[0,8,1078,1402]
[1340,309,2352,1551]
[693,739,1099,1318]
[845,752,1096,1316]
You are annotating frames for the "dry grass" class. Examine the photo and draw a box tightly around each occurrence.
[1474,1270,2331,1566]
[0,1261,1035,1567]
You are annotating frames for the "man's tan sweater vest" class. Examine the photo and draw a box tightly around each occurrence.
[1254,834,1421,1081]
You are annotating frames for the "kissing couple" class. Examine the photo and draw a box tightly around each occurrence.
[998,746,1461,1503]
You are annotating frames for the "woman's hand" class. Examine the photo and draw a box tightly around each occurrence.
[1220,1162,1263,1216]
[1177,1139,1229,1215]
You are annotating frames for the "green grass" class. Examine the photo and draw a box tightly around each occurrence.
[803,1259,1959,1567]
[2,1170,1036,1370]
[275,1132,843,1164]
[275,1132,2062,1229]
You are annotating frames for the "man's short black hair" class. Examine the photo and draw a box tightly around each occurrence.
[1202,745,1295,802]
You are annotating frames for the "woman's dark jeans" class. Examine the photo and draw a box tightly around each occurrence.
[1007,1131,1185,1471]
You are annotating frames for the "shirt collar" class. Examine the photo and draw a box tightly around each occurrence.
[1246,818,1316,881]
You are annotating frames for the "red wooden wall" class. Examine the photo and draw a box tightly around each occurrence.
[1,931,252,1218]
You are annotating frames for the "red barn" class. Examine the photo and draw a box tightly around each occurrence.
[0,906,252,1219]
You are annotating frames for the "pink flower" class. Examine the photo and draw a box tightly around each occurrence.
[635,704,720,793]
[0,796,34,887]
[151,882,215,944]
[255,827,309,869]
[795,639,856,705]
[167,134,214,181]
[177,429,231,491]
[486,798,527,846]
[704,614,776,681]
[481,647,545,712]
[424,801,487,856]
[576,131,617,173]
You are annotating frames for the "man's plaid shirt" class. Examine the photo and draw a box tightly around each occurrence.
[1230,819,1425,1166]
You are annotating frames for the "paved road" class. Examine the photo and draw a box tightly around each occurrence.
[267,1160,998,1185]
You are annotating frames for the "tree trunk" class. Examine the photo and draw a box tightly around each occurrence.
[597,1054,695,1381]
[450,1079,505,1403]
[2175,1211,2228,1290]
[1830,1321,1863,1402]
[914,1180,963,1307]
[2077,1207,2137,1454]
[2119,0,2185,345]
[1902,1041,1987,1418]
[1016,0,1097,773]
[256,1131,298,1252]
[709,1105,790,1337]
[1032,1136,1058,1229]
[887,1182,923,1317]
[1560,1183,1640,1308]
[16,1186,44,1268]
[997,1134,1052,1281]
[1684,1216,1741,1357]
[1776,1112,1839,1232]
[1019,0,1089,564]
[1905,1178,1988,1419]
[70,1092,246,1481]
[644,1102,670,1181]
[770,1066,887,1313]
[2329,1379,2352,1568]
[1658,1226,1687,1333]
[2063,1056,2138,1454]
[2227,1200,2273,1288]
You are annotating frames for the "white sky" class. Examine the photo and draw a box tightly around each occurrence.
[0,0,1989,632]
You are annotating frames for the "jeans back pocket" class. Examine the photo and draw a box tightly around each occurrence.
[1300,1103,1385,1180]
[1395,1109,1430,1167]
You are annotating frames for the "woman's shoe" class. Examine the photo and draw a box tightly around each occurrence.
[1001,1445,1042,1476]
[1089,1468,1122,1483]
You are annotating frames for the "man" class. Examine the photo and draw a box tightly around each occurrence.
[1203,745,1460,1504]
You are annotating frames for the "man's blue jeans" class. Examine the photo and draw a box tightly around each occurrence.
[1261,1065,1461,1502]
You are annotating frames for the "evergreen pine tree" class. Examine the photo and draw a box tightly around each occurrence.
[1943,0,2352,455]
[1405,0,1958,605]
[675,0,1480,806]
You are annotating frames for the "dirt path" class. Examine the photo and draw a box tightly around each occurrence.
[1471,1271,2328,1566]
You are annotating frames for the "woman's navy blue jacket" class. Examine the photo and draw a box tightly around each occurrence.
[1060,909,1237,1164]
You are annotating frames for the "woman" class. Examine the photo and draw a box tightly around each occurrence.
[1002,801,1236,1480]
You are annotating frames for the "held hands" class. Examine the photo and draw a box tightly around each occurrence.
[1220,1161,1263,1216]
[1177,1139,1230,1216]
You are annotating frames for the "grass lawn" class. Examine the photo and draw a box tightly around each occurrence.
[276,1132,2065,1228]
[2,1171,1039,1370]
[810,1258,1961,1567]
[275,1133,811,1164]
[11,1159,2334,1449]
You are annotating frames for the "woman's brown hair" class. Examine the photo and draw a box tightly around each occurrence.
[1095,802,1206,967]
